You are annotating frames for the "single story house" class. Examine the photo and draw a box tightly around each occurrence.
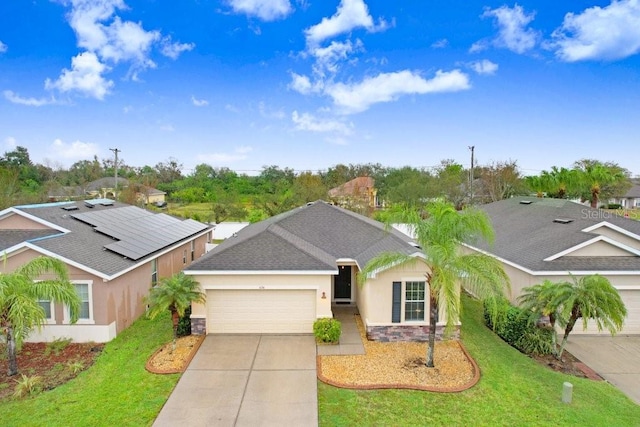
[48,177,167,206]
[0,199,211,342]
[609,180,640,209]
[185,201,444,341]
[466,197,640,334]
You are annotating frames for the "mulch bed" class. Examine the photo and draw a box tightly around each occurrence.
[0,342,103,400]
[145,335,204,374]
[531,351,603,380]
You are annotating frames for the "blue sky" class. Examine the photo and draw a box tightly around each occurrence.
[1,0,640,176]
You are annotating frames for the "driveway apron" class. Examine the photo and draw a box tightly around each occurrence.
[154,334,318,427]
[566,335,640,404]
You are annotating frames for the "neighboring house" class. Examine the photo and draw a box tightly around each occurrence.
[0,199,211,343]
[49,177,167,205]
[609,181,640,209]
[185,201,445,341]
[328,176,379,211]
[211,222,250,240]
[466,197,640,334]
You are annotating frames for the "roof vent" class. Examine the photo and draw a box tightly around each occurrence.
[61,205,79,211]
[553,218,574,224]
[519,200,532,205]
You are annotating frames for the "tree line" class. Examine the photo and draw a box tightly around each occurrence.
[1,146,634,218]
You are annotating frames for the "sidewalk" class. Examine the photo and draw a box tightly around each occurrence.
[317,305,366,356]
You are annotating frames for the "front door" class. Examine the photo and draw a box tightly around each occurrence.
[334,266,352,301]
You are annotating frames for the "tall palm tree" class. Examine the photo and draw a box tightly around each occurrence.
[359,200,510,367]
[0,256,81,376]
[519,275,627,360]
[145,272,206,351]
[545,167,578,199]
[573,160,628,208]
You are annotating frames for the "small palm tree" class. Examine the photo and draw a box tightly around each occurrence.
[0,256,81,376]
[359,200,510,367]
[519,275,627,360]
[145,272,205,351]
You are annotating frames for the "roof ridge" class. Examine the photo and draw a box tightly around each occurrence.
[268,224,336,268]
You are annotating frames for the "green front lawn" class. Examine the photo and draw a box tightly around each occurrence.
[0,314,179,426]
[318,294,640,426]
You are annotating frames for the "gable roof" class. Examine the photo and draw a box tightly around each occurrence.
[328,176,375,198]
[1,201,210,279]
[471,197,640,273]
[186,201,418,273]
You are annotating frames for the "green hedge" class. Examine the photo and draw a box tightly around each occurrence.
[313,318,342,343]
[484,298,553,355]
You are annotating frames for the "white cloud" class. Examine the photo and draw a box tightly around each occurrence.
[228,0,293,21]
[469,59,499,75]
[292,111,354,135]
[305,0,388,46]
[311,39,362,76]
[325,69,471,114]
[3,90,55,107]
[161,37,195,59]
[4,137,17,149]
[431,39,449,49]
[478,4,539,54]
[288,73,316,94]
[192,96,209,107]
[197,146,253,164]
[0,40,7,53]
[50,138,100,161]
[258,101,285,119]
[549,0,640,62]
[45,52,114,100]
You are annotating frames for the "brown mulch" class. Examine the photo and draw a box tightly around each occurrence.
[0,341,103,400]
[145,335,204,374]
[317,316,480,391]
[531,351,602,380]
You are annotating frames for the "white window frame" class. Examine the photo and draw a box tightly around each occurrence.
[63,280,94,325]
[183,249,187,265]
[403,280,426,322]
[38,299,56,324]
[151,258,158,286]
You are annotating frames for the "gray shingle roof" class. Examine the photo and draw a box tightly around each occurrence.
[6,202,209,277]
[473,197,640,272]
[0,229,61,251]
[187,201,418,272]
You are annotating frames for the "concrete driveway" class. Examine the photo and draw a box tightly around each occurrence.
[566,336,640,404]
[154,334,318,427]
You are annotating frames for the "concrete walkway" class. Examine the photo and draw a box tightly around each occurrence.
[154,334,318,427]
[566,335,640,404]
[317,306,365,356]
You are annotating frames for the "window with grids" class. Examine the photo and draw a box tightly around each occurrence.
[38,299,53,319]
[405,281,425,321]
[74,283,90,320]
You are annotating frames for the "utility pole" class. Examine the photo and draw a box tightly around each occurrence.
[109,148,121,199]
[468,145,475,205]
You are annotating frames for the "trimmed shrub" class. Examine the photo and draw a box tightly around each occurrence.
[176,306,192,337]
[606,203,622,210]
[313,318,341,343]
[484,297,553,355]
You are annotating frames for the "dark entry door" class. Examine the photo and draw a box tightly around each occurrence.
[334,266,352,300]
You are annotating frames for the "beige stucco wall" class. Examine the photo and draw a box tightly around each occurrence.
[358,260,431,326]
[0,212,50,230]
[190,273,333,322]
[565,240,635,257]
[588,227,640,251]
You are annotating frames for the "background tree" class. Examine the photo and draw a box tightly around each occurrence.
[476,160,525,202]
[0,257,81,376]
[434,160,467,208]
[145,272,206,352]
[519,275,626,360]
[377,166,434,207]
[291,171,328,204]
[573,159,631,208]
[359,200,510,367]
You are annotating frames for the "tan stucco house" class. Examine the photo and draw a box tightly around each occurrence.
[185,201,451,341]
[466,197,640,335]
[0,199,211,343]
[328,176,379,211]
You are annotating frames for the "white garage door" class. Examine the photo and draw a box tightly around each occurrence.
[620,290,640,334]
[207,289,316,334]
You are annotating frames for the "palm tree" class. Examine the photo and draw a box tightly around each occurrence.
[518,280,566,356]
[145,272,206,351]
[359,200,510,367]
[573,160,628,208]
[544,167,578,199]
[519,275,627,360]
[524,175,547,198]
[0,256,81,376]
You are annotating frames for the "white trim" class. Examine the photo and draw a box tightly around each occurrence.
[185,269,337,276]
[543,235,640,261]
[582,221,640,241]
[462,243,640,276]
[63,280,94,325]
[199,283,321,291]
[37,299,56,325]
[26,322,117,343]
[0,207,71,233]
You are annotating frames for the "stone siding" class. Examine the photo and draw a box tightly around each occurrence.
[366,324,460,342]
[191,318,206,335]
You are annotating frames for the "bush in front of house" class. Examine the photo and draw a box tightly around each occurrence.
[484,297,553,355]
[176,306,192,337]
[313,318,341,343]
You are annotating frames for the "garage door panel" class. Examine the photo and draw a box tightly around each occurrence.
[207,290,316,334]
[573,290,640,335]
